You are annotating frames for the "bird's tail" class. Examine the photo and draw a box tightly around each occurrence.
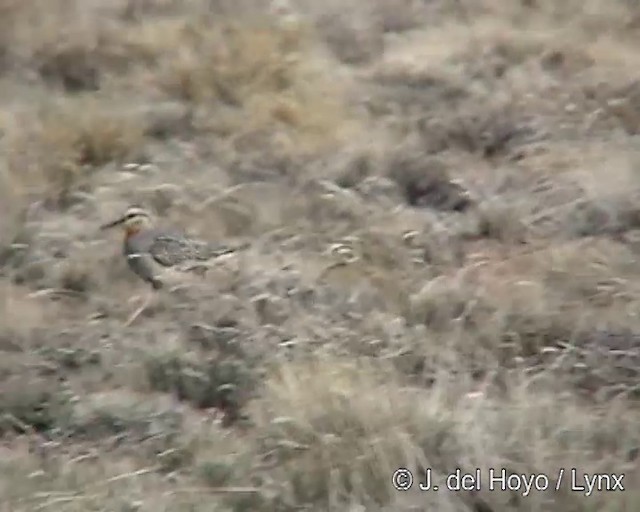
[210,241,250,258]
[179,241,250,274]
[179,241,249,275]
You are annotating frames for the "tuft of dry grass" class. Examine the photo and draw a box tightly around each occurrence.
[149,16,356,152]
[4,97,146,209]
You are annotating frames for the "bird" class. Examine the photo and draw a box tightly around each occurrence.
[100,205,248,326]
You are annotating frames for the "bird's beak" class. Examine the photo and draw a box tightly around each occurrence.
[99,217,126,230]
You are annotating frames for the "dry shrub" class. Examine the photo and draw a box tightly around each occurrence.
[306,0,384,65]
[5,97,146,208]
[0,0,120,88]
[153,16,354,151]
[0,372,75,435]
[0,0,23,72]
[0,1,281,95]
[35,40,102,93]
[157,21,302,103]
[84,9,354,153]
[0,283,47,350]
[385,151,475,211]
[409,236,640,383]
[296,0,426,43]
[373,0,426,33]
[0,1,358,153]
[220,354,640,511]
[246,356,448,508]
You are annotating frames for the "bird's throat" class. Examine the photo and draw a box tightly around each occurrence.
[124,226,141,239]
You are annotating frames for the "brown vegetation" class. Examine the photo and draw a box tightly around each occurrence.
[1,0,640,510]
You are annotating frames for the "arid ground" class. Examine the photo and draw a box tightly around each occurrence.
[1,0,640,510]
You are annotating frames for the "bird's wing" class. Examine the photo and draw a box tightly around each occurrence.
[149,235,249,267]
[148,235,195,267]
[207,240,251,258]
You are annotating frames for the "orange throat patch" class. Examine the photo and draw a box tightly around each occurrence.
[124,225,141,240]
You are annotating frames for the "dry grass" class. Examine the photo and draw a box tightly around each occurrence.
[4,96,146,209]
[2,0,640,510]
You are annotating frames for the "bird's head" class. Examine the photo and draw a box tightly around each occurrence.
[100,205,153,236]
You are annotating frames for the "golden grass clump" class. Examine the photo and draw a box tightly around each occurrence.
[252,357,431,505]
[147,16,357,151]
[4,97,146,208]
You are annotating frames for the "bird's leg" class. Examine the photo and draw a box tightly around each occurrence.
[127,294,141,306]
[124,290,153,327]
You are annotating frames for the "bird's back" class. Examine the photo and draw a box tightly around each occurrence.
[124,225,247,286]
[127,226,237,264]
[148,232,213,267]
